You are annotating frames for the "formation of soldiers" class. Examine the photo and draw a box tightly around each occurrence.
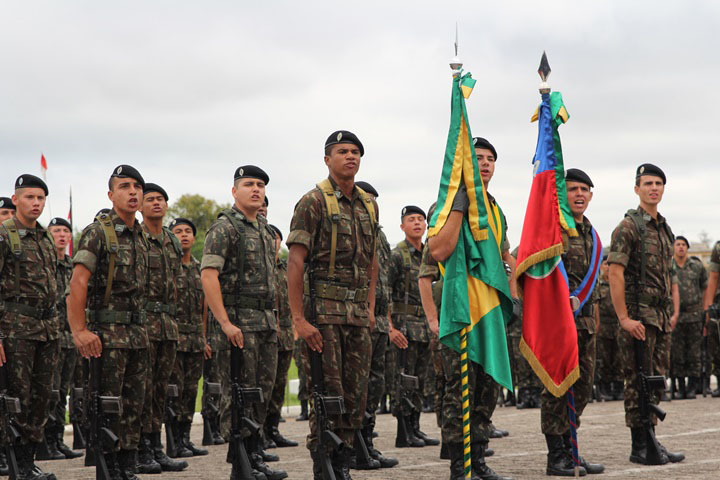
[1,129,719,480]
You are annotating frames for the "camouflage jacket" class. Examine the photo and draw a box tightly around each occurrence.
[0,217,59,341]
[176,256,205,353]
[389,239,428,342]
[607,206,674,331]
[142,223,181,342]
[73,210,149,349]
[672,256,708,321]
[596,278,617,324]
[202,205,277,344]
[287,177,379,327]
[562,216,599,333]
[57,254,75,348]
[276,259,294,351]
[373,227,391,333]
[709,241,720,303]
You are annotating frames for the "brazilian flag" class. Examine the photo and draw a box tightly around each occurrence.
[428,72,513,390]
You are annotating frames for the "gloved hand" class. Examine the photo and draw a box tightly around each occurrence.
[451,184,469,213]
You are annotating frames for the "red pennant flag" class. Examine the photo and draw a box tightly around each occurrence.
[40,154,48,181]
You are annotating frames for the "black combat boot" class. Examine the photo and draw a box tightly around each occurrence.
[266,413,298,448]
[489,423,509,438]
[349,429,380,470]
[612,381,624,400]
[118,449,142,480]
[544,434,586,476]
[35,428,65,461]
[296,400,309,421]
[685,377,698,399]
[412,412,439,446]
[448,442,467,480]
[629,427,668,465]
[394,413,424,447]
[471,441,513,480]
[440,441,450,460]
[515,387,531,409]
[504,389,516,407]
[363,422,397,468]
[483,442,494,457]
[256,434,279,463]
[377,394,390,414]
[136,432,162,474]
[652,426,685,463]
[55,425,83,459]
[530,387,542,408]
[562,433,604,474]
[677,377,687,399]
[248,437,288,480]
[598,383,613,401]
[180,421,208,456]
[150,431,188,471]
[25,443,57,480]
[0,451,8,476]
[170,422,193,458]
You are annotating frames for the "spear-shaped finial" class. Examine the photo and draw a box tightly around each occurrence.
[538,51,551,94]
[449,23,463,74]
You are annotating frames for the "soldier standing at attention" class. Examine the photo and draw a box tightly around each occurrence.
[68,165,150,479]
[596,254,624,401]
[286,130,379,479]
[201,166,287,480]
[0,175,58,480]
[168,217,210,457]
[0,196,15,222]
[607,163,684,465]
[670,236,707,399]
[539,169,604,476]
[703,240,720,397]
[46,217,84,459]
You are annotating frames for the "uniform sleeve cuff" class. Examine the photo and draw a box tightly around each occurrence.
[72,251,97,274]
[286,230,312,249]
[606,252,629,267]
[201,254,225,271]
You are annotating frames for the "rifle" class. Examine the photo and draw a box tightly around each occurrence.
[704,305,720,397]
[308,271,346,480]
[164,384,179,457]
[202,379,222,446]
[70,386,86,449]
[229,344,264,479]
[87,336,122,480]
[353,412,376,467]
[0,337,21,480]
[396,344,420,440]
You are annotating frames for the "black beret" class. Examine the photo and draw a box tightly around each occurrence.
[234,165,269,185]
[602,246,609,261]
[15,174,49,196]
[427,202,437,221]
[636,163,666,184]
[565,168,594,188]
[169,217,197,236]
[472,137,497,160]
[269,224,283,241]
[49,217,72,230]
[263,195,269,207]
[355,181,378,197]
[95,208,111,217]
[0,197,15,210]
[143,183,168,202]
[401,205,426,219]
[675,235,689,248]
[325,130,364,157]
[110,165,145,189]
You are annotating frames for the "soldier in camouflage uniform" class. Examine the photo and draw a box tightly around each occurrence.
[201,165,286,480]
[0,196,15,222]
[287,130,378,479]
[168,217,210,457]
[670,236,708,399]
[264,225,299,449]
[44,218,84,460]
[68,165,150,479]
[427,137,514,480]
[596,256,624,401]
[0,175,59,480]
[539,169,604,476]
[607,163,684,465]
[293,336,309,420]
[704,240,720,397]
[136,183,188,473]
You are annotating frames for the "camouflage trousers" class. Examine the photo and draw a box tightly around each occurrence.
[596,322,622,384]
[618,325,665,428]
[202,354,221,423]
[141,340,177,434]
[170,351,203,423]
[384,338,397,407]
[509,335,542,389]
[100,347,148,450]
[217,330,277,439]
[706,318,720,377]
[268,348,293,418]
[430,337,445,429]
[670,321,703,377]
[391,339,430,416]
[440,344,499,444]
[293,337,308,403]
[541,330,596,435]
[365,332,388,425]
[301,324,371,451]
[3,338,59,444]
[48,346,79,429]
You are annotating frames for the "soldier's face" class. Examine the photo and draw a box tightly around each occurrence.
[600,260,609,280]
[324,144,361,181]
[674,240,688,258]
[401,214,427,241]
[49,225,72,249]
[12,188,46,222]
[171,224,195,252]
[566,181,593,218]
[258,204,268,217]
[475,148,495,186]
[232,178,265,212]
[0,208,13,222]
[108,178,143,214]
[634,175,664,206]
[141,192,168,220]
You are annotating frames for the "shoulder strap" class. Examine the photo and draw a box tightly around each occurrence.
[218,208,246,281]
[96,213,120,307]
[3,218,22,300]
[316,179,341,280]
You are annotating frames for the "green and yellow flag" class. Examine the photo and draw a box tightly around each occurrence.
[428,72,513,390]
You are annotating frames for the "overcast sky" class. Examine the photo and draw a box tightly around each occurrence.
[1,1,718,249]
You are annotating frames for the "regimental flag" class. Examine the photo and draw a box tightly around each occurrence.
[40,154,48,181]
[428,71,513,390]
[516,91,579,397]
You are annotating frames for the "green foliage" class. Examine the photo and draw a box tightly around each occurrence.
[167,194,231,259]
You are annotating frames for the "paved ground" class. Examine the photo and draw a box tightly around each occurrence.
[38,395,720,479]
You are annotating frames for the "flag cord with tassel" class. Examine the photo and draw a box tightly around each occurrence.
[460,326,471,479]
